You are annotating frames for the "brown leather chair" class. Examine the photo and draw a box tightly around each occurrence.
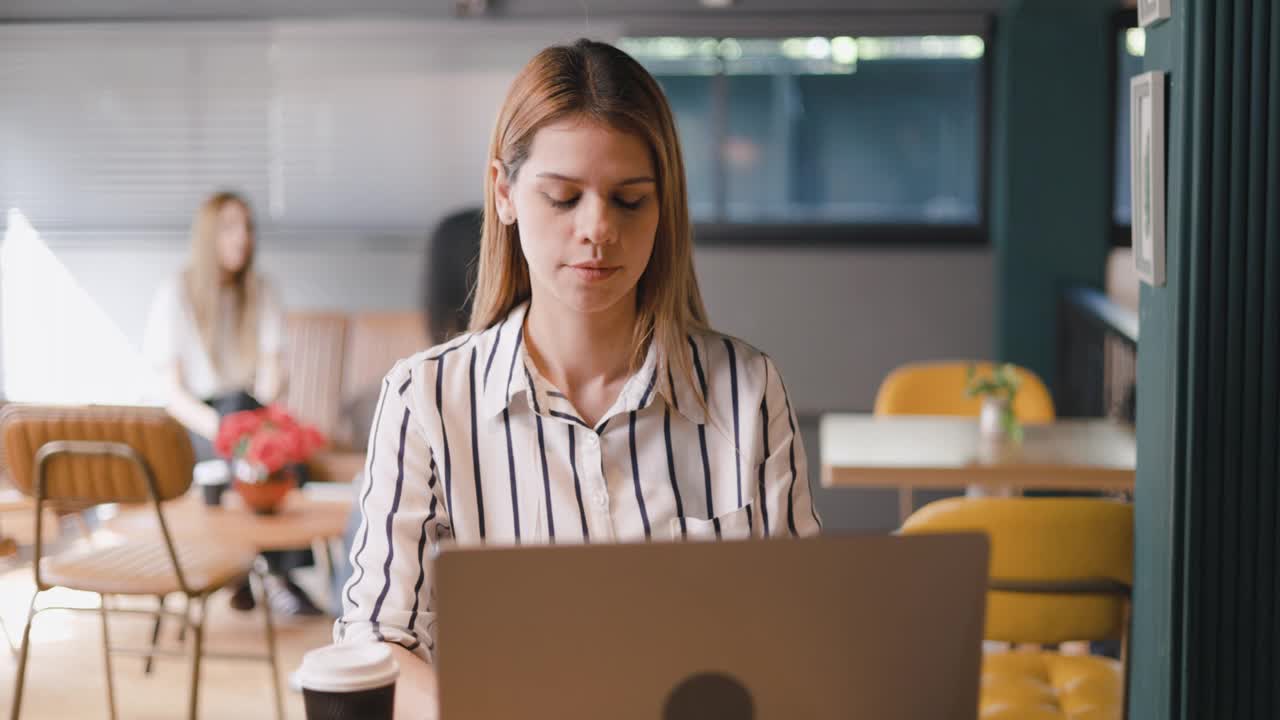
[0,404,282,720]
[281,210,477,484]
[283,310,429,483]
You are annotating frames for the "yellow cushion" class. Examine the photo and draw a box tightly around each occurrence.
[980,651,1123,720]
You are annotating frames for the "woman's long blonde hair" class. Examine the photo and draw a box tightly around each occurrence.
[184,191,261,377]
[469,39,710,401]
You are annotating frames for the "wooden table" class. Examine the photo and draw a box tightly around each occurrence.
[107,484,355,612]
[819,414,1137,523]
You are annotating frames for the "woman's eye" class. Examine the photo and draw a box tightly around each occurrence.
[545,194,580,209]
[615,196,647,211]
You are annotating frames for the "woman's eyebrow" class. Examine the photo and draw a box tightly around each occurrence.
[535,172,656,186]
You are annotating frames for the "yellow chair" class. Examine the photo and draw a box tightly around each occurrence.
[874,360,1056,517]
[874,360,1056,421]
[902,497,1133,720]
[0,404,283,720]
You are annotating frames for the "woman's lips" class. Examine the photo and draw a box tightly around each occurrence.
[569,265,620,282]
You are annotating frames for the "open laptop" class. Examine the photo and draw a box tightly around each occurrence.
[433,533,988,720]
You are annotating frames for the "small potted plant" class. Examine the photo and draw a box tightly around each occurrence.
[214,405,326,515]
[965,363,1024,444]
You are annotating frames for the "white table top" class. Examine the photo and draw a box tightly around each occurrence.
[819,414,1136,491]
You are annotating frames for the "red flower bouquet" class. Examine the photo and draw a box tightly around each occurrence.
[214,405,326,513]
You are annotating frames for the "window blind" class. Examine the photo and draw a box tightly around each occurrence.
[0,20,611,238]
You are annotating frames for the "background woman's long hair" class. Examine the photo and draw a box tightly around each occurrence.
[183,191,261,379]
[469,39,710,405]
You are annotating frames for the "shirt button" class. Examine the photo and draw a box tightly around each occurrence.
[587,434,600,447]
[594,491,608,508]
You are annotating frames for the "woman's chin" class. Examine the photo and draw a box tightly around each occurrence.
[551,285,636,317]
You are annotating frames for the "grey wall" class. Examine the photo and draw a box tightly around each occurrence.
[697,246,993,414]
[41,239,992,531]
[46,240,994,415]
[700,246,993,532]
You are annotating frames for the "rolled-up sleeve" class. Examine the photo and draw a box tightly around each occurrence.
[142,280,181,373]
[336,359,450,662]
[757,356,822,537]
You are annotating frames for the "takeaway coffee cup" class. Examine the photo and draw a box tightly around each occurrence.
[298,642,399,720]
[193,459,230,507]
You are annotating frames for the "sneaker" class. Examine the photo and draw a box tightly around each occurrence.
[266,575,324,617]
[229,579,256,612]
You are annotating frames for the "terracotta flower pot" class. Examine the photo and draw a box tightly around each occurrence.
[233,468,297,515]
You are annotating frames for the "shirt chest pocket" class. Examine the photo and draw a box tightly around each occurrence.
[668,505,752,542]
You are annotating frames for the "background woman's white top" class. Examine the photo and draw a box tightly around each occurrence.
[143,273,285,400]
[337,301,822,662]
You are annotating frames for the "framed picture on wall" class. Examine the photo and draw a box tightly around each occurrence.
[1138,0,1172,26]
[1131,71,1166,287]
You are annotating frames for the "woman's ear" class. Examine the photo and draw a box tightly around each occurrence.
[491,160,517,226]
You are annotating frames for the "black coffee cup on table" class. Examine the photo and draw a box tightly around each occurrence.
[299,642,399,720]
[193,460,230,507]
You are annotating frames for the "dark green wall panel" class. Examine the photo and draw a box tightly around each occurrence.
[991,0,1114,385]
[1133,0,1280,717]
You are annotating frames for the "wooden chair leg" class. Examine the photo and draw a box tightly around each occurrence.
[186,596,206,720]
[252,569,284,720]
[315,536,342,616]
[1059,641,1090,656]
[177,596,190,644]
[143,594,166,674]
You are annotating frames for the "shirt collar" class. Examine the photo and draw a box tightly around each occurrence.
[660,334,708,426]
[478,302,707,426]
[479,302,531,420]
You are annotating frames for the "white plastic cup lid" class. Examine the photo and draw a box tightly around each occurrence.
[193,460,230,486]
[298,643,399,694]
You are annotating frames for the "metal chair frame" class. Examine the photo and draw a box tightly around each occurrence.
[7,440,283,720]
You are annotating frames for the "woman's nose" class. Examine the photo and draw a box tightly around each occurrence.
[577,195,617,247]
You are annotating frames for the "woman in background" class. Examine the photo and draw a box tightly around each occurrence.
[143,190,320,616]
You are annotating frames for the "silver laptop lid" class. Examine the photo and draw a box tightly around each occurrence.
[435,533,988,720]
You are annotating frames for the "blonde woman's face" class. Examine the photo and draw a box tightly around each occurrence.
[494,118,659,315]
[215,201,253,274]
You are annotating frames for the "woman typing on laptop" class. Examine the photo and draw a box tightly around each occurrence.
[336,39,822,718]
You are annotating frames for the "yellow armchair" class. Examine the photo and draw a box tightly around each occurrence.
[874,360,1056,422]
[902,497,1133,720]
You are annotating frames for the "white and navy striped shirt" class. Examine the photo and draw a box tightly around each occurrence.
[336,301,821,660]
